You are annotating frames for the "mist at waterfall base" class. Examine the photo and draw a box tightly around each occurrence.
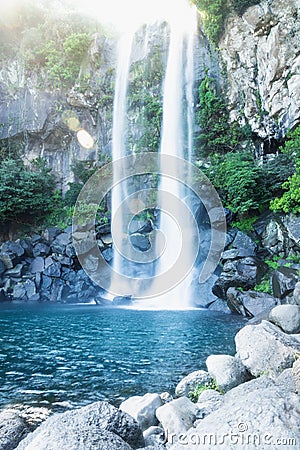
[0,304,244,410]
[104,0,215,309]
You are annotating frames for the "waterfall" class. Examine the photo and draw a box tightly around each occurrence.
[109,1,199,307]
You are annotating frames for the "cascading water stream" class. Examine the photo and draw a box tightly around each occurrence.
[109,0,199,307]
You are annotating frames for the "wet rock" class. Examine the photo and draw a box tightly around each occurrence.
[272,267,299,299]
[175,370,213,398]
[231,231,257,257]
[294,282,300,305]
[156,397,198,444]
[5,264,25,278]
[130,234,151,252]
[269,304,300,334]
[206,354,249,392]
[16,401,144,450]
[30,257,45,274]
[235,320,300,377]
[113,296,133,306]
[212,257,267,299]
[44,262,61,278]
[32,243,50,258]
[120,393,162,432]
[0,410,29,450]
[227,287,278,317]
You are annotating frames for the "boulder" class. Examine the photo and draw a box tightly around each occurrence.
[42,227,63,243]
[175,371,213,398]
[275,368,296,393]
[155,397,198,443]
[15,401,144,450]
[24,280,37,300]
[44,262,61,278]
[0,259,5,276]
[5,264,25,278]
[206,354,249,392]
[207,298,232,314]
[30,257,45,274]
[159,392,173,404]
[51,233,72,254]
[1,241,25,260]
[170,377,300,450]
[293,282,300,306]
[130,234,151,252]
[196,389,224,418]
[0,253,14,270]
[12,283,27,301]
[235,320,300,377]
[231,231,257,257]
[143,426,165,448]
[269,305,300,334]
[0,410,29,450]
[120,393,162,432]
[18,240,33,257]
[292,359,300,394]
[227,287,278,318]
[32,243,50,258]
[212,257,267,299]
[272,267,299,300]
[113,296,133,306]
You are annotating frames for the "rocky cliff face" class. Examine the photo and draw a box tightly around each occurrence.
[220,0,300,153]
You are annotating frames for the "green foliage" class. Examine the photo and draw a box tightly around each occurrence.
[196,76,247,156]
[0,158,56,226]
[189,379,223,402]
[204,152,265,216]
[254,279,272,294]
[231,216,258,233]
[192,0,226,44]
[269,126,300,214]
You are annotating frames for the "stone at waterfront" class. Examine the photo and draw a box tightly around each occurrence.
[269,304,300,334]
[212,257,267,299]
[170,377,300,450]
[12,283,27,301]
[207,298,232,314]
[175,370,213,398]
[155,397,198,443]
[143,426,165,447]
[292,359,300,394]
[0,410,29,450]
[235,320,300,377]
[206,354,249,392]
[227,287,278,317]
[120,393,162,432]
[294,282,300,305]
[16,401,144,450]
[272,267,299,299]
[113,296,133,306]
[159,392,173,404]
[196,389,224,418]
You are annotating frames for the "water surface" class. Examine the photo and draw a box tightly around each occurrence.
[0,304,244,410]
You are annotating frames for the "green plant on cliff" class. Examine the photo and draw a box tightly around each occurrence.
[270,126,300,214]
[0,158,56,226]
[204,152,266,217]
[197,76,249,156]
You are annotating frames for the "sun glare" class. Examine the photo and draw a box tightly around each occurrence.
[75,0,197,32]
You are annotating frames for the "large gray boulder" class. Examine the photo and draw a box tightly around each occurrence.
[196,389,224,418]
[175,371,212,398]
[235,320,300,377]
[293,282,300,305]
[16,401,144,450]
[206,354,249,392]
[212,257,267,300]
[272,267,299,300]
[155,397,198,444]
[120,393,162,432]
[269,305,300,334]
[227,287,278,317]
[0,410,29,450]
[292,359,300,393]
[170,377,300,450]
[231,231,257,257]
